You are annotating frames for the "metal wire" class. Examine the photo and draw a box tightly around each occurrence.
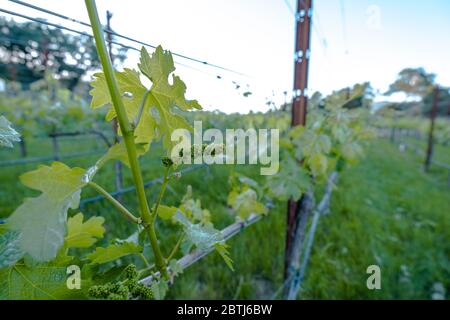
[7,0,248,77]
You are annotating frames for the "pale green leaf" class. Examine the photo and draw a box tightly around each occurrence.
[87,242,142,264]
[173,211,223,250]
[151,279,168,300]
[20,162,85,200]
[98,141,147,168]
[215,243,234,271]
[0,230,24,268]
[168,259,183,277]
[8,162,86,261]
[340,142,364,164]
[90,68,154,146]
[267,156,311,201]
[138,46,201,153]
[138,46,174,83]
[8,193,79,261]
[65,213,105,249]
[83,141,147,183]
[179,186,211,224]
[227,189,268,219]
[0,264,70,300]
[89,72,111,109]
[308,153,328,177]
[157,205,178,220]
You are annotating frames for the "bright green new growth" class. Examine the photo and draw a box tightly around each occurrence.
[87,242,142,264]
[0,26,220,296]
[8,162,86,261]
[227,174,268,219]
[65,213,105,248]
[90,46,201,153]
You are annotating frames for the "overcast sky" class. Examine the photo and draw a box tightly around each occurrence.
[2,0,450,113]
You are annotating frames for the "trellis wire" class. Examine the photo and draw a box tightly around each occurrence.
[7,0,247,77]
[383,128,450,171]
[80,164,207,207]
[139,213,263,287]
[0,150,104,167]
[285,172,338,299]
[0,131,112,167]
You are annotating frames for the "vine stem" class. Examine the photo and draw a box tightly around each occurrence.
[152,165,171,221]
[133,89,151,128]
[166,233,185,262]
[87,181,140,224]
[84,0,168,279]
[137,252,151,268]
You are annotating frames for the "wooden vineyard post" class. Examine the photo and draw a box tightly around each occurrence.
[424,86,439,172]
[106,10,124,198]
[284,0,313,290]
[51,134,59,161]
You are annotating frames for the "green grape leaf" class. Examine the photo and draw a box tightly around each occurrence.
[0,264,70,300]
[340,142,364,164]
[98,141,147,168]
[151,279,169,300]
[65,213,105,249]
[267,156,311,201]
[316,134,332,154]
[215,243,234,271]
[89,72,111,109]
[89,46,202,154]
[308,153,328,177]
[138,46,201,153]
[178,186,211,224]
[8,194,80,262]
[90,68,155,147]
[138,45,174,83]
[87,242,142,264]
[83,141,147,183]
[89,68,145,109]
[156,205,178,220]
[173,211,223,250]
[290,127,331,161]
[168,259,183,277]
[227,189,268,219]
[8,162,86,261]
[19,162,85,200]
[0,230,24,268]
[179,199,211,224]
[0,115,21,148]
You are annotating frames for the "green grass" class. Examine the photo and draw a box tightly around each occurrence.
[0,137,448,299]
[301,139,449,299]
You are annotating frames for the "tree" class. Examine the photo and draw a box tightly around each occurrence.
[422,86,450,117]
[386,67,435,98]
[324,82,374,109]
[0,17,127,90]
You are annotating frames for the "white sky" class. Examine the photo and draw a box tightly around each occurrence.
[2,0,450,113]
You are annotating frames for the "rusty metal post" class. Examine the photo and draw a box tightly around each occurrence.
[106,10,124,197]
[285,0,313,280]
[424,86,439,172]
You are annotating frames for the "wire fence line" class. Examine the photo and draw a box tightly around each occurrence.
[0,130,113,167]
[6,0,248,77]
[80,164,207,207]
[381,128,450,171]
[1,1,298,97]
[0,149,104,167]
